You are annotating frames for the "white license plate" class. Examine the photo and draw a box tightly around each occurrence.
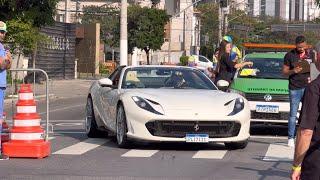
[185,134,209,143]
[256,105,279,113]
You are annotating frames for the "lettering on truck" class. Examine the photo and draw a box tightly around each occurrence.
[247,88,289,93]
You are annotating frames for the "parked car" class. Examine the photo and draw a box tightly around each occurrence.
[191,55,214,71]
[85,65,250,149]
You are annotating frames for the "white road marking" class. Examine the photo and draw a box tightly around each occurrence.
[53,138,108,155]
[54,123,83,126]
[121,149,159,157]
[50,131,86,134]
[263,143,294,161]
[192,150,227,159]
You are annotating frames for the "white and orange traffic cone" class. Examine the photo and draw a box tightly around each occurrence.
[3,84,50,158]
[1,112,9,144]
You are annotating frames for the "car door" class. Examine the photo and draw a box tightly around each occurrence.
[99,66,124,131]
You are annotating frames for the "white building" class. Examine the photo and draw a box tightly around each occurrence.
[245,0,320,21]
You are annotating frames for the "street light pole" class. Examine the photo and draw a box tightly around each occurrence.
[120,0,128,66]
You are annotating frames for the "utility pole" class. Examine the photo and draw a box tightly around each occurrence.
[64,0,70,23]
[120,0,128,66]
[224,11,228,34]
[218,1,222,45]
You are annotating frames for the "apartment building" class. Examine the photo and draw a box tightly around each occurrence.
[246,0,320,21]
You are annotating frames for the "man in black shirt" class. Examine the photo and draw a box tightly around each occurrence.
[291,59,320,179]
[283,35,314,147]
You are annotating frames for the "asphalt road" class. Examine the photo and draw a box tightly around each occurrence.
[0,93,293,180]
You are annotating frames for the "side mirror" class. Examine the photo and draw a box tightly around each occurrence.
[98,78,113,87]
[216,80,229,92]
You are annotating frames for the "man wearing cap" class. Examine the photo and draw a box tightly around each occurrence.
[223,35,242,62]
[0,21,11,160]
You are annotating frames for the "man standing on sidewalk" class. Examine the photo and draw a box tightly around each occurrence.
[282,35,314,147]
[0,21,11,160]
[291,58,320,179]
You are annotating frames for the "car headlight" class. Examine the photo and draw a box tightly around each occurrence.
[228,98,245,116]
[229,88,246,97]
[132,96,163,115]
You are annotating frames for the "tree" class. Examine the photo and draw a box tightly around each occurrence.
[5,19,48,93]
[196,3,219,58]
[0,0,58,27]
[81,6,120,48]
[0,0,58,91]
[316,0,320,7]
[128,5,169,64]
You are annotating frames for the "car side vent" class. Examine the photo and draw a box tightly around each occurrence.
[146,99,160,105]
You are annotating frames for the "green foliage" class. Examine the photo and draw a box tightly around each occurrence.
[128,5,169,64]
[0,0,58,28]
[99,63,110,75]
[196,3,219,46]
[5,19,47,55]
[179,56,189,66]
[81,6,120,48]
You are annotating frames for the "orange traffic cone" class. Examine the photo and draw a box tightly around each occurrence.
[1,112,9,144]
[3,84,50,158]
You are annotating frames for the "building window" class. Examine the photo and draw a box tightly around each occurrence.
[174,0,180,15]
[56,14,65,22]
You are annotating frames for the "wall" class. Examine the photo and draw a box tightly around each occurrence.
[33,22,76,79]
[75,23,100,75]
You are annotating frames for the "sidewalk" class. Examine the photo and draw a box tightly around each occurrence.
[5,79,94,102]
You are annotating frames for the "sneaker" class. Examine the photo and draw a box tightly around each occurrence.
[288,139,295,147]
[0,154,9,160]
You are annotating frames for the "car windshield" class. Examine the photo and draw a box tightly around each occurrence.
[122,67,217,90]
[238,58,287,79]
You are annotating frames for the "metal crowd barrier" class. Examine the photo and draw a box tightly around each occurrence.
[8,68,50,141]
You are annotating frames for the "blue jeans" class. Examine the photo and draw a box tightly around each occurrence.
[0,87,5,153]
[288,88,305,139]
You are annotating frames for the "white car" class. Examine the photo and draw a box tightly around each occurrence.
[192,55,214,71]
[85,65,250,149]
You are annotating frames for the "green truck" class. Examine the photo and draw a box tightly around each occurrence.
[229,47,292,124]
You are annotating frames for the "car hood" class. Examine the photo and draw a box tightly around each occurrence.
[122,89,243,117]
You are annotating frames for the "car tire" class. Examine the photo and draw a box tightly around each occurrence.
[85,97,105,138]
[224,140,248,150]
[116,104,130,148]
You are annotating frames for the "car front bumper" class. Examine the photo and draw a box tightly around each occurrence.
[124,106,250,143]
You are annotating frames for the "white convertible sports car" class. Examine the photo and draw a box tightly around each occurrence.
[85,65,250,149]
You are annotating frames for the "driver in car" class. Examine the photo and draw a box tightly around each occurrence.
[165,72,186,88]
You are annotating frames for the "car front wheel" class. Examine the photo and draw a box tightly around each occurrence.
[116,104,130,148]
[85,97,105,138]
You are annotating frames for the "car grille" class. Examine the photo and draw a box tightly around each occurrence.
[251,111,289,120]
[245,93,289,102]
[145,121,241,138]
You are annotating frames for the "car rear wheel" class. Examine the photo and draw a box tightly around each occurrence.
[85,97,105,138]
[116,104,130,148]
[224,140,248,150]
